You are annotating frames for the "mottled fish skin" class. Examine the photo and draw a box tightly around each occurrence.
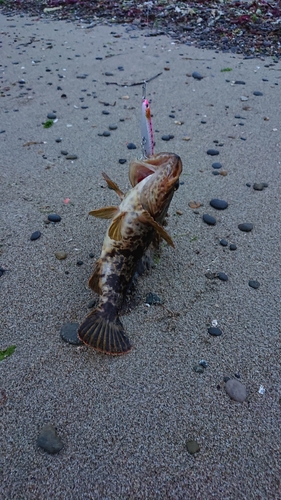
[78,153,182,355]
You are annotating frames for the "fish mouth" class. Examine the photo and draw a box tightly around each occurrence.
[129,152,182,187]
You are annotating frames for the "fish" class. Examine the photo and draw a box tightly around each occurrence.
[78,152,182,355]
[141,98,155,157]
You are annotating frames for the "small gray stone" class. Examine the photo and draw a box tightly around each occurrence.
[37,424,64,454]
[103,131,111,137]
[30,231,41,241]
[207,149,219,156]
[203,214,216,226]
[186,440,200,454]
[225,378,247,402]
[48,214,61,223]
[61,150,68,155]
[55,251,67,260]
[66,154,78,160]
[210,199,228,210]
[238,223,253,232]
[192,71,203,80]
[47,112,56,120]
[193,365,204,373]
[253,183,265,191]
[249,280,260,289]
[208,327,222,336]
[109,124,118,130]
[60,322,82,345]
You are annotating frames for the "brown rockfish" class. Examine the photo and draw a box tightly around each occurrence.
[78,152,182,355]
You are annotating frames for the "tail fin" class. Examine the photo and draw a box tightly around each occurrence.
[78,308,132,355]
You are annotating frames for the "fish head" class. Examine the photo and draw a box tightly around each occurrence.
[129,153,182,221]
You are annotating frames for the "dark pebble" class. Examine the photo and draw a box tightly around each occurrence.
[212,162,222,169]
[19,79,25,84]
[0,269,5,277]
[249,280,260,289]
[55,138,62,143]
[127,143,137,149]
[246,183,251,187]
[234,80,245,85]
[199,359,208,368]
[212,171,220,176]
[169,114,175,118]
[193,365,204,373]
[253,91,263,96]
[89,252,94,258]
[76,260,83,266]
[238,223,253,232]
[161,135,172,141]
[207,149,219,156]
[109,124,117,130]
[30,231,41,241]
[37,424,64,454]
[104,72,114,76]
[119,159,127,164]
[192,71,203,80]
[240,137,247,141]
[47,112,56,119]
[201,120,207,124]
[48,214,61,223]
[208,327,222,336]
[61,150,68,155]
[220,239,228,247]
[210,199,228,210]
[60,322,82,345]
[66,154,78,160]
[203,214,216,226]
[103,131,111,137]
[145,292,162,305]
[229,244,237,251]
[77,74,88,79]
[102,110,110,115]
[218,272,228,282]
[253,183,265,191]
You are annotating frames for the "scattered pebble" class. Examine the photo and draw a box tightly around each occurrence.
[66,154,78,160]
[249,280,260,289]
[210,199,228,210]
[207,149,219,156]
[218,272,228,281]
[238,223,253,232]
[199,360,208,368]
[55,251,67,260]
[161,134,174,141]
[37,424,64,454]
[47,112,56,119]
[189,201,201,209]
[76,260,83,266]
[119,159,127,164]
[234,80,245,85]
[109,124,118,130]
[186,440,200,455]
[102,131,111,137]
[61,150,68,155]
[60,322,82,345]
[193,365,204,373]
[253,183,266,191]
[102,110,110,115]
[253,91,263,96]
[212,162,222,169]
[127,142,136,149]
[229,244,237,251]
[203,214,216,226]
[208,327,222,336]
[89,252,94,258]
[192,71,203,80]
[30,231,41,241]
[225,378,247,402]
[48,214,61,223]
[220,239,228,247]
[145,292,162,305]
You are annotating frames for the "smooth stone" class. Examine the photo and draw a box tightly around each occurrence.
[30,231,41,241]
[193,365,204,373]
[208,327,222,336]
[238,223,253,232]
[225,379,247,402]
[212,171,220,176]
[229,244,237,251]
[60,322,82,345]
[218,272,228,281]
[127,142,136,149]
[253,183,265,191]
[103,131,111,137]
[203,214,216,226]
[48,214,61,223]
[145,292,162,305]
[66,154,78,160]
[220,239,228,247]
[37,424,64,454]
[61,150,68,155]
[234,80,245,85]
[109,124,117,130]
[249,280,260,289]
[192,71,203,80]
[76,260,83,266]
[199,359,208,368]
[186,440,200,454]
[102,110,110,115]
[253,91,263,96]
[47,112,56,119]
[77,74,88,79]
[210,199,228,210]
[55,138,62,143]
[104,72,114,76]
[212,162,222,169]
[89,252,94,258]
[207,149,219,156]
[161,135,172,141]
[55,251,67,260]
[119,159,127,164]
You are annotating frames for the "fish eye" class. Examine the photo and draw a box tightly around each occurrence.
[174,180,179,191]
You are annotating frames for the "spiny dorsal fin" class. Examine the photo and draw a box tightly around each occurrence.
[89,206,119,219]
[138,210,175,248]
[102,172,124,199]
[108,212,126,241]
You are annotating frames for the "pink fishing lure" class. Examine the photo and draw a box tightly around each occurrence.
[141,98,154,157]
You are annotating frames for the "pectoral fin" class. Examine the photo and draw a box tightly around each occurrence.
[108,212,126,241]
[138,210,174,248]
[102,172,124,199]
[89,206,119,219]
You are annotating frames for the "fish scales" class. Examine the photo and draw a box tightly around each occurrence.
[78,153,182,355]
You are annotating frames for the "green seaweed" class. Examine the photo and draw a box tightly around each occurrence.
[0,345,16,361]
[221,67,232,72]
[43,119,54,128]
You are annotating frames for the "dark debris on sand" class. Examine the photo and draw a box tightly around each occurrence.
[1,0,281,58]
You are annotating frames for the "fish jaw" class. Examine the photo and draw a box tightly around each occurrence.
[130,153,182,221]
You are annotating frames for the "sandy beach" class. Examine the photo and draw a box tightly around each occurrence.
[1,11,281,499]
